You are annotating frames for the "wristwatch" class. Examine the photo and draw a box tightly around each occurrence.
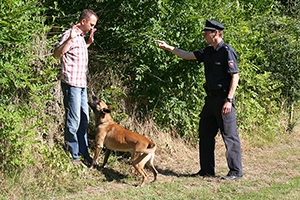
[226,97,233,103]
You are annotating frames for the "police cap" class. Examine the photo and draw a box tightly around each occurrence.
[202,20,226,31]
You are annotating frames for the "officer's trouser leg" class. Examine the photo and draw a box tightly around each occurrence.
[198,98,219,176]
[219,105,243,176]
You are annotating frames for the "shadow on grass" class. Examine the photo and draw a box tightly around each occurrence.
[90,153,194,186]
[94,165,129,183]
[155,166,191,177]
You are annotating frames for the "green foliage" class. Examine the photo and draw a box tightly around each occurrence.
[231,15,285,135]
[84,0,208,138]
[83,0,294,138]
[0,105,38,167]
[44,0,298,139]
[234,2,300,133]
[0,0,58,170]
[1,0,44,100]
[257,15,300,103]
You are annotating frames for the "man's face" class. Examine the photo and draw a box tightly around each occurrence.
[203,30,217,44]
[80,15,98,34]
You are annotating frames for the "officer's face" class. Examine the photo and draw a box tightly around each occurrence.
[203,30,217,44]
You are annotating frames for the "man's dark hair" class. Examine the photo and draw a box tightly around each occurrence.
[79,9,98,22]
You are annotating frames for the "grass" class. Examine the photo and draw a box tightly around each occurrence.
[1,119,300,200]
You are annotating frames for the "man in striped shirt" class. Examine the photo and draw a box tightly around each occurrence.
[53,9,98,166]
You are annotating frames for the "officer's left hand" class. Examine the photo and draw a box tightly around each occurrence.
[222,102,232,115]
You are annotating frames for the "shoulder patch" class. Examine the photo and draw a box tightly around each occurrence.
[228,60,234,67]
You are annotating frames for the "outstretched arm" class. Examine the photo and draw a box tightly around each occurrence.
[154,40,196,60]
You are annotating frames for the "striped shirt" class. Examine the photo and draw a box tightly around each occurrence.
[57,28,88,88]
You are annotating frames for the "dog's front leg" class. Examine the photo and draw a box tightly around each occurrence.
[101,149,111,168]
[90,146,102,168]
[91,131,106,168]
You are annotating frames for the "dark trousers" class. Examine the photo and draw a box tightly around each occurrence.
[198,95,243,176]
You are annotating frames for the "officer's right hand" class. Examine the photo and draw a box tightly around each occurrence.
[222,102,232,116]
[154,40,173,51]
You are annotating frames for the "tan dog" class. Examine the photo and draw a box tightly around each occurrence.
[88,95,158,187]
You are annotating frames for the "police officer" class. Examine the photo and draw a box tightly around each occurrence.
[155,19,243,180]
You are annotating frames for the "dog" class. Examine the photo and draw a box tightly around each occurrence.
[88,95,158,187]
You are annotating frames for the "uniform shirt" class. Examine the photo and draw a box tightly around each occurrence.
[193,40,238,91]
[57,28,88,88]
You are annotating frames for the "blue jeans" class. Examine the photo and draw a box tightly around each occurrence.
[61,82,90,161]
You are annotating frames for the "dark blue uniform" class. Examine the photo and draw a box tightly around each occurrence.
[193,40,243,177]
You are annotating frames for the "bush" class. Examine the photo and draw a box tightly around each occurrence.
[0,0,58,170]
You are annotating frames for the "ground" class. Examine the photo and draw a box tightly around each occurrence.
[61,127,300,199]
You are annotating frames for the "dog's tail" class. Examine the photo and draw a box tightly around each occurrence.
[136,143,156,154]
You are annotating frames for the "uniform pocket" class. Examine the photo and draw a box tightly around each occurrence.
[212,61,224,75]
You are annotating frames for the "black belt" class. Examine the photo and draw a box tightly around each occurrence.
[206,89,228,97]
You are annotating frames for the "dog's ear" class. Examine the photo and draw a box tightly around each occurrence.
[91,90,101,100]
[108,106,114,111]
[102,106,114,114]
[92,95,98,102]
